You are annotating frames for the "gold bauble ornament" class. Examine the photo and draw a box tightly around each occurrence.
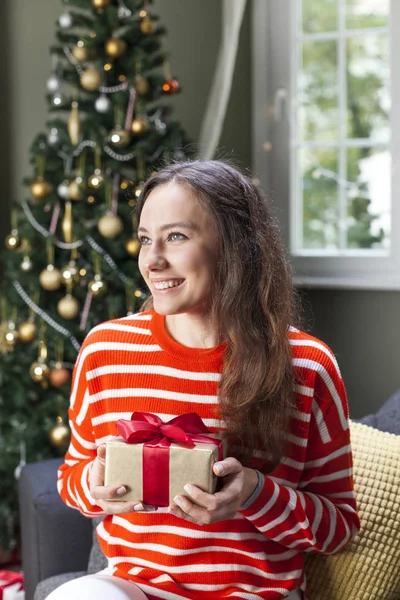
[88,274,107,296]
[3,322,18,347]
[67,179,83,201]
[72,44,90,63]
[88,169,104,189]
[128,184,143,206]
[0,322,18,354]
[109,127,130,148]
[80,68,101,91]
[61,260,80,285]
[120,178,133,191]
[68,101,81,145]
[91,0,110,8]
[49,421,70,447]
[18,321,36,343]
[134,74,149,96]
[98,212,124,238]
[39,265,62,291]
[49,364,71,388]
[105,38,127,59]
[57,294,80,319]
[125,236,141,257]
[5,229,20,250]
[61,201,73,243]
[30,178,53,201]
[140,17,156,35]
[29,360,50,383]
[131,116,150,135]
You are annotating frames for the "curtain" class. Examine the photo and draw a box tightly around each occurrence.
[198,0,247,159]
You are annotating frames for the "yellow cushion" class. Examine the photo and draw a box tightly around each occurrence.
[304,420,400,599]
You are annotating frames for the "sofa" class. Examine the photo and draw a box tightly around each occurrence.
[18,390,400,600]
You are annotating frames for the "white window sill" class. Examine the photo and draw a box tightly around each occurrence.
[293,275,400,291]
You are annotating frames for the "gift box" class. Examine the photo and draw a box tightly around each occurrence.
[0,571,24,600]
[105,412,226,507]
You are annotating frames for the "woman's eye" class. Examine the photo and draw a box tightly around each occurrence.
[138,236,150,245]
[168,232,187,242]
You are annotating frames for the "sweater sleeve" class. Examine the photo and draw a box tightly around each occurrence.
[239,351,360,554]
[57,336,106,517]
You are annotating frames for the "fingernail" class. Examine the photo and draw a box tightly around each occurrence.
[214,464,223,475]
[116,486,126,495]
[184,484,193,495]
[133,503,144,511]
[174,496,183,507]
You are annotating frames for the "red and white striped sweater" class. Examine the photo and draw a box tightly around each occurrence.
[58,310,360,600]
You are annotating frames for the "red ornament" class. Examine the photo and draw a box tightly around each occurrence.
[162,78,179,94]
[49,367,71,388]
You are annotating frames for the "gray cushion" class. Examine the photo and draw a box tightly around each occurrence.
[87,517,108,574]
[358,388,400,434]
[33,572,86,600]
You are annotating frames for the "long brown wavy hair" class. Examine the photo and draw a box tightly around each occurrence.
[135,160,299,470]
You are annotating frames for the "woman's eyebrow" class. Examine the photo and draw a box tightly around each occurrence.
[138,221,200,233]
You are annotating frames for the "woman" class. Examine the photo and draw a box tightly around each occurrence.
[53,160,360,600]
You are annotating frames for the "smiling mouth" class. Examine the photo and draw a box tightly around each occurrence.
[153,279,185,290]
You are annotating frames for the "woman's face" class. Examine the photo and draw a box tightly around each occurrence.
[138,182,219,319]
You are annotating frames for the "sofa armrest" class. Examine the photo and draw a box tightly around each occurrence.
[18,458,92,600]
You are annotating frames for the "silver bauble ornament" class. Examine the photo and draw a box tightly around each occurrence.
[21,256,33,272]
[59,11,73,28]
[118,5,132,19]
[47,127,60,146]
[52,93,64,107]
[57,181,69,199]
[154,118,167,135]
[95,94,111,113]
[47,74,61,93]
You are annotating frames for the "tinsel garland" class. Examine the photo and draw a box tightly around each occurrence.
[21,201,134,286]
[12,281,81,352]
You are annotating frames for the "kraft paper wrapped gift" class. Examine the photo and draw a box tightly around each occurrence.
[105,412,226,507]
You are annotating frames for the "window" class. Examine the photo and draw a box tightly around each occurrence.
[252,0,400,289]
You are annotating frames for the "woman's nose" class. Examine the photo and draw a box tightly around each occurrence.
[145,245,167,270]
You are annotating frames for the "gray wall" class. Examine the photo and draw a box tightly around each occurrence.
[302,289,400,419]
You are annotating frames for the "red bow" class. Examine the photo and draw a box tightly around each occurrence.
[117,411,213,447]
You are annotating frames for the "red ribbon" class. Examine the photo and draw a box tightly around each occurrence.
[116,412,223,506]
[0,570,24,599]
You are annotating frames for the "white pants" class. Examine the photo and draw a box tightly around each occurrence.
[46,569,303,600]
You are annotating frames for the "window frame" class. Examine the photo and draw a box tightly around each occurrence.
[251,0,400,290]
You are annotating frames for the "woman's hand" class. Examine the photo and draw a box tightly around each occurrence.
[89,442,157,515]
[168,457,258,525]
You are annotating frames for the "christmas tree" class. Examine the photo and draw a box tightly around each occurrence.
[0,0,190,554]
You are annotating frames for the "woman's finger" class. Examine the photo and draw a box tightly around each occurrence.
[90,483,130,501]
[97,499,158,515]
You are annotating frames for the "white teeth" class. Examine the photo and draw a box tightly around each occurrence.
[154,280,183,290]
